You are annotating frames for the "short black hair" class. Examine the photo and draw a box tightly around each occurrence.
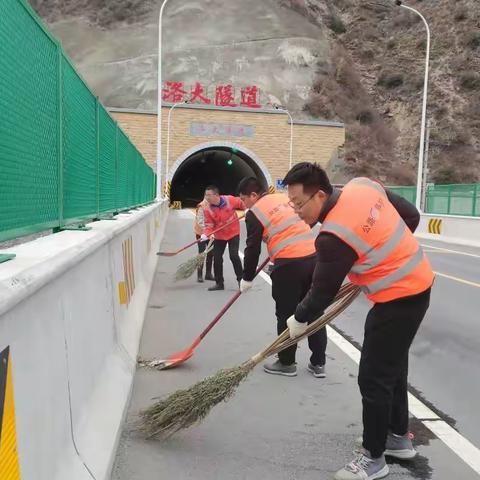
[205,185,219,194]
[283,162,333,195]
[237,177,266,196]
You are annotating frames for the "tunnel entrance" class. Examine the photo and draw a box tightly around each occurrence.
[170,146,269,208]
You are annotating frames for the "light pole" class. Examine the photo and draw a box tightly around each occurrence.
[166,101,188,193]
[274,105,294,170]
[156,0,172,200]
[395,0,430,211]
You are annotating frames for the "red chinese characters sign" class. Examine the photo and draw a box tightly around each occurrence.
[162,81,262,108]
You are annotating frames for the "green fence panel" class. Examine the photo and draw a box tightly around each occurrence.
[98,105,117,213]
[0,0,59,242]
[117,131,129,210]
[474,185,479,217]
[425,184,479,217]
[387,186,416,205]
[0,0,155,244]
[448,185,475,216]
[126,142,134,208]
[61,56,97,222]
[425,185,448,214]
[135,150,142,205]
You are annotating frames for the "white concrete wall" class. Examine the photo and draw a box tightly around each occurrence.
[0,202,168,480]
[417,213,480,248]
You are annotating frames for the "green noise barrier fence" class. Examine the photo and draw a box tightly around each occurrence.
[389,184,480,217]
[0,0,156,246]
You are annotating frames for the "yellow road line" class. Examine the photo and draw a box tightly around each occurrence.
[434,271,480,288]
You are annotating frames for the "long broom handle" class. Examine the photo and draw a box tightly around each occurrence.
[158,213,245,255]
[190,256,271,349]
[249,284,361,366]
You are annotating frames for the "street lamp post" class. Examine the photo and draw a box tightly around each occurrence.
[395,0,431,211]
[274,105,294,170]
[165,101,188,194]
[156,0,172,200]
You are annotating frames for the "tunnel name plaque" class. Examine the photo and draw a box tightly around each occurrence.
[190,122,255,138]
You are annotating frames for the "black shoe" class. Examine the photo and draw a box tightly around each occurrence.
[205,273,215,281]
[208,283,224,291]
[197,273,204,283]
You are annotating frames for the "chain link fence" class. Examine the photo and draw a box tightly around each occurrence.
[0,0,156,244]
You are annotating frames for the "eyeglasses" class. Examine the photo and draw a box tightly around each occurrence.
[288,191,318,211]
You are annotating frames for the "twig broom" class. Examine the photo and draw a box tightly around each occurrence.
[174,238,214,281]
[140,283,360,438]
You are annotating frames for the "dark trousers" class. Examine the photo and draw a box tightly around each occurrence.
[270,256,327,366]
[213,235,243,285]
[360,287,431,458]
[196,234,213,276]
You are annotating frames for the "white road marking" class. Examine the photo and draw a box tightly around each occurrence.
[423,421,480,475]
[434,271,480,289]
[421,243,480,259]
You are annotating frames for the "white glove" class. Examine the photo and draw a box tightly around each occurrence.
[200,234,208,242]
[287,315,308,339]
[240,279,253,293]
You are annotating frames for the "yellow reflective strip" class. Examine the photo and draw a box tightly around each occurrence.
[118,281,127,305]
[122,240,130,304]
[130,238,136,292]
[0,349,21,480]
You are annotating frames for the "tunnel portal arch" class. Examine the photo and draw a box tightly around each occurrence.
[168,141,273,207]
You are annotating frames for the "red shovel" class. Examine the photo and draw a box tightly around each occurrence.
[144,257,271,370]
[157,213,245,256]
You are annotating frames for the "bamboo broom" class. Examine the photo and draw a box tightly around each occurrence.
[140,283,360,438]
[174,238,214,281]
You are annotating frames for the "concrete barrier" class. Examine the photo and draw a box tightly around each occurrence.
[0,201,168,480]
[416,213,480,248]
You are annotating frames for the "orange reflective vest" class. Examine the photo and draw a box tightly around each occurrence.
[250,193,316,261]
[321,178,434,303]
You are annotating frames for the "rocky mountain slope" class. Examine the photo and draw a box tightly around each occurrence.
[30,0,480,184]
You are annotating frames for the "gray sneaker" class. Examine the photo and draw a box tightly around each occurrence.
[307,362,326,378]
[334,450,389,480]
[263,360,297,377]
[354,432,416,460]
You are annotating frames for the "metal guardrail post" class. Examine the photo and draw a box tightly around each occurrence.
[447,185,452,215]
[96,98,100,218]
[57,46,64,229]
[115,124,119,213]
[473,184,478,217]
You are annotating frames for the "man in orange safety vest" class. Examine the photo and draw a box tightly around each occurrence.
[238,177,327,378]
[283,162,434,480]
